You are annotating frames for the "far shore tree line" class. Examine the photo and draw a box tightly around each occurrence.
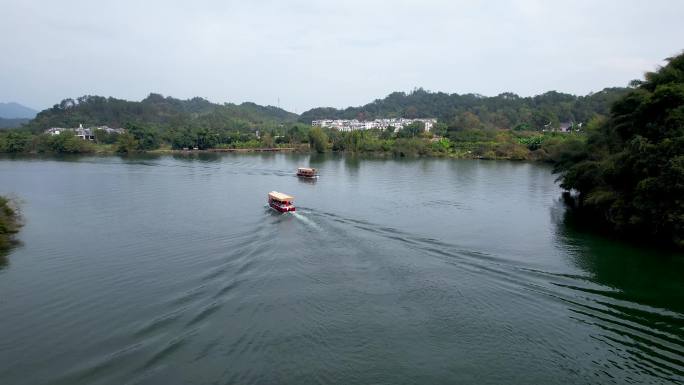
[0,86,629,158]
[0,118,592,162]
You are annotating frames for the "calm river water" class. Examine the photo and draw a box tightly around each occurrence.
[0,154,682,385]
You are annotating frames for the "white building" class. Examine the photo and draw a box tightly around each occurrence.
[45,123,125,140]
[312,118,437,132]
[92,125,126,135]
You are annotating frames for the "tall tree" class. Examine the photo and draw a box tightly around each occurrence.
[555,52,684,247]
[308,126,328,153]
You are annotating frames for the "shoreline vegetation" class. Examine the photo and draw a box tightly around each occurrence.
[0,196,21,255]
[1,83,629,161]
[0,128,587,162]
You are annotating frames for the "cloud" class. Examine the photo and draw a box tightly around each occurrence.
[0,0,682,112]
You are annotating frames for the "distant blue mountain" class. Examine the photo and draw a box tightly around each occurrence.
[0,102,38,119]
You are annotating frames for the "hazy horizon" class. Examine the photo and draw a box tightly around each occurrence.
[1,0,683,113]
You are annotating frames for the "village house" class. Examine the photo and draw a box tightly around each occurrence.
[45,124,125,140]
[542,122,583,132]
[312,118,437,132]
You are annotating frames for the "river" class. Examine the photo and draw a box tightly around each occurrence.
[0,154,682,385]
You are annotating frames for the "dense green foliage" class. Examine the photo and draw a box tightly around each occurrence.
[320,126,583,160]
[24,94,297,134]
[0,131,95,154]
[0,123,315,154]
[117,123,160,153]
[555,52,684,247]
[308,126,328,153]
[0,94,306,153]
[300,87,629,130]
[44,132,95,153]
[0,131,32,152]
[0,117,586,159]
[0,196,21,254]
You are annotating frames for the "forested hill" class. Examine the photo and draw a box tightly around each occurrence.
[23,94,298,133]
[554,51,684,248]
[21,88,631,133]
[299,88,630,130]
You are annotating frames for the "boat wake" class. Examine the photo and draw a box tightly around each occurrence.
[291,210,323,232]
[40,206,684,385]
[300,208,684,384]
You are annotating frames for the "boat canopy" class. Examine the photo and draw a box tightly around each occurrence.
[298,167,316,172]
[269,191,294,202]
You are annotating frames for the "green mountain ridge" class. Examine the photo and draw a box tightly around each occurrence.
[23,93,298,133]
[17,87,630,134]
[299,87,631,130]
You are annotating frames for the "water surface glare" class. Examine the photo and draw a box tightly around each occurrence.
[0,154,682,385]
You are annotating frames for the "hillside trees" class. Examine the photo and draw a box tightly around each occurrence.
[554,52,684,247]
[299,87,629,131]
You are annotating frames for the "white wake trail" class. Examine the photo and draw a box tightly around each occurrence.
[291,211,323,231]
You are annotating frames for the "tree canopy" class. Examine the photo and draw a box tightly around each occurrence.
[23,94,298,134]
[299,87,629,131]
[555,51,684,247]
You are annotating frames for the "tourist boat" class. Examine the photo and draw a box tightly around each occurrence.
[268,191,295,213]
[296,167,318,178]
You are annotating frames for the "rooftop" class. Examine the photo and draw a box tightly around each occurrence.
[269,191,294,202]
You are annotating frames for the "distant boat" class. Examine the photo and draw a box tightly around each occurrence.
[268,191,295,213]
[297,167,318,178]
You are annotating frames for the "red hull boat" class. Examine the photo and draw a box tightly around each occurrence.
[268,191,295,213]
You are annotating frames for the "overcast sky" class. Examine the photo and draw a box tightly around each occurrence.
[1,0,683,113]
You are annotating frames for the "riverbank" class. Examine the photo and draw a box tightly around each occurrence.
[0,196,21,253]
[148,146,299,154]
[128,133,579,162]
[0,129,583,162]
